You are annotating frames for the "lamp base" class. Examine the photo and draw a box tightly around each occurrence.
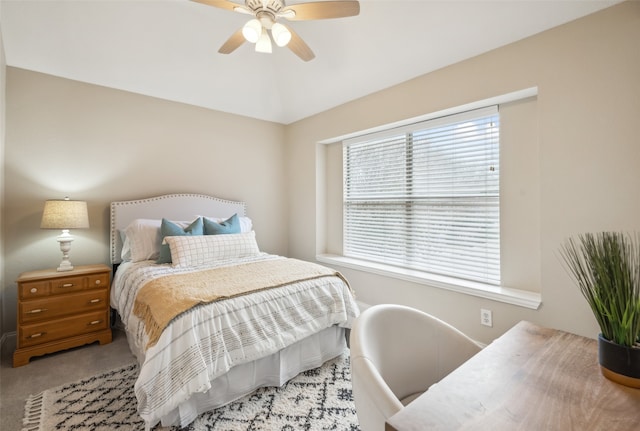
[56,233,75,272]
[57,261,74,272]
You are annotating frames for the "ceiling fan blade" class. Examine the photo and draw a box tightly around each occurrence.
[218,28,246,54]
[191,0,248,13]
[282,1,360,21]
[287,28,315,62]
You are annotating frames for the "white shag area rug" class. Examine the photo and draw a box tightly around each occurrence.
[22,351,360,431]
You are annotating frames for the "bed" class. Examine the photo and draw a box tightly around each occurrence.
[109,193,359,430]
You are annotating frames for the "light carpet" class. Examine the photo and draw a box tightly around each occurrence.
[22,351,360,431]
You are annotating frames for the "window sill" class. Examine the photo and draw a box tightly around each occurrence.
[316,254,542,310]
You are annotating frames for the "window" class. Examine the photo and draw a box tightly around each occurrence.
[343,106,500,285]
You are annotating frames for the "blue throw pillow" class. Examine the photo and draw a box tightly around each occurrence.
[156,217,204,264]
[203,213,241,235]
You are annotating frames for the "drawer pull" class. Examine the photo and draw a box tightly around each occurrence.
[26,308,48,314]
[30,288,38,294]
[95,280,102,285]
[60,283,74,288]
[89,299,101,304]
[28,332,46,339]
[89,320,102,326]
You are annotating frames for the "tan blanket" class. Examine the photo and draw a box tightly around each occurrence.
[133,258,349,348]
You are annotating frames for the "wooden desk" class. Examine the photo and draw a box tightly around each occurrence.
[386,321,640,431]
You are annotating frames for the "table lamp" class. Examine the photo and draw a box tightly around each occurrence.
[40,197,89,271]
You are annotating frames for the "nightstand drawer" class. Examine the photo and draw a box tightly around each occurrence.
[19,289,109,324]
[87,272,109,289]
[19,280,51,299]
[50,275,87,295]
[18,310,109,348]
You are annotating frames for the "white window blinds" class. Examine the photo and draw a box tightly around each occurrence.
[343,106,500,285]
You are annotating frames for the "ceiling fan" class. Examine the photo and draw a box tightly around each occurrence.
[191,0,360,61]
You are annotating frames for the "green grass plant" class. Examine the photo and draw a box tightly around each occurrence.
[560,232,640,348]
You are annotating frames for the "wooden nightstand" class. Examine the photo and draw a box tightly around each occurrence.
[13,264,112,367]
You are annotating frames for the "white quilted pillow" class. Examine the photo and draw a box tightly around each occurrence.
[165,231,260,267]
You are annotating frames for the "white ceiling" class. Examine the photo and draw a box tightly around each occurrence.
[0,0,621,124]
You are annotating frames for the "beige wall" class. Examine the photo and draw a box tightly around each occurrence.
[286,1,640,344]
[3,70,287,333]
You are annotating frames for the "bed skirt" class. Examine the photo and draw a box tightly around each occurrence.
[152,325,348,428]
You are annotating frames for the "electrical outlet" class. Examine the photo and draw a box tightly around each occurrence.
[481,309,493,327]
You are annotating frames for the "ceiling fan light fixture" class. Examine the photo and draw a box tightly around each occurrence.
[255,28,272,53]
[198,0,362,61]
[242,18,262,43]
[271,22,291,47]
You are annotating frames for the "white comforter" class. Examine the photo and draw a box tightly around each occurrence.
[111,254,359,430]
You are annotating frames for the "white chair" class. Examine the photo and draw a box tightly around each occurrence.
[350,304,482,431]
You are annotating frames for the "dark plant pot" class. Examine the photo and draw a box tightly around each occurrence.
[598,334,640,389]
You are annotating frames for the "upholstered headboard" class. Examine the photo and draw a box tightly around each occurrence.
[110,193,246,265]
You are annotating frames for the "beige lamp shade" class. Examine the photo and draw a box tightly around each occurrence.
[41,198,89,271]
[41,199,89,229]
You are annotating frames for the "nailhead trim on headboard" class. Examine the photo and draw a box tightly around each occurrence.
[110,194,247,264]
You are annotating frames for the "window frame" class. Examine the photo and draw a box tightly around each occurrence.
[316,88,542,310]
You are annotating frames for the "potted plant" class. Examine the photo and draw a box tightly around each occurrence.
[560,231,640,388]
